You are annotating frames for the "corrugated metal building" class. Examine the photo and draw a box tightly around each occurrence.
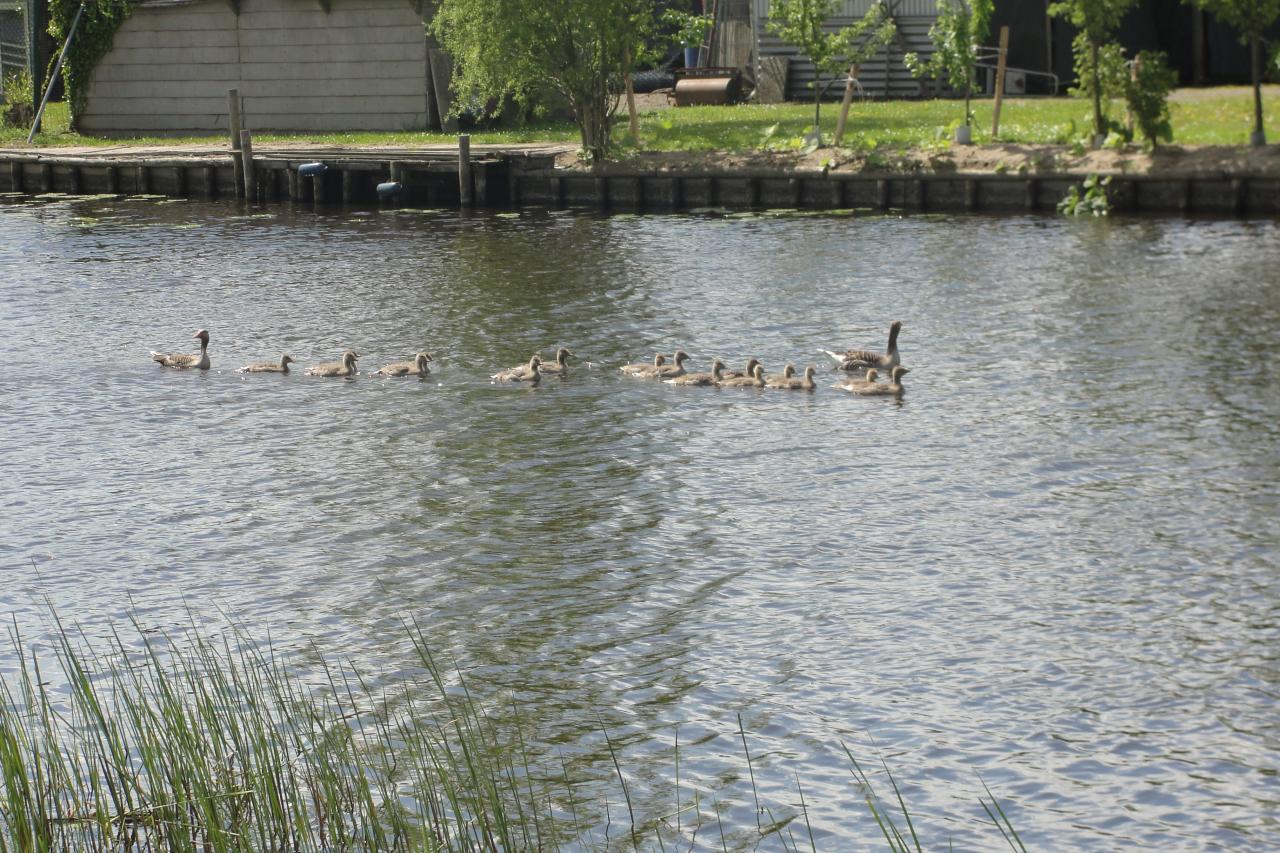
[78,0,455,135]
[748,0,941,101]
[0,0,27,79]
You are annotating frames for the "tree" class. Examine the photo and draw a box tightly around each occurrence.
[905,0,992,141]
[1125,51,1178,147]
[431,0,654,163]
[1048,0,1137,143]
[767,0,897,145]
[1188,0,1280,144]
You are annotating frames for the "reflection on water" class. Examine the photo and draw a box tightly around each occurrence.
[1,197,1278,849]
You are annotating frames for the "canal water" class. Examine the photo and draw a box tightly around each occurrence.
[1,195,1277,850]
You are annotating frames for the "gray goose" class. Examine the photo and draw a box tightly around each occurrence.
[621,353,667,378]
[306,350,359,377]
[538,347,574,377]
[834,366,908,396]
[765,363,797,388]
[656,349,692,379]
[666,358,726,386]
[491,355,542,384]
[375,352,433,377]
[719,363,766,388]
[823,320,903,372]
[720,357,761,381]
[769,364,817,391]
[241,354,294,373]
[151,329,210,370]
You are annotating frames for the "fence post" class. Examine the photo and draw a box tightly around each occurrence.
[991,26,1010,139]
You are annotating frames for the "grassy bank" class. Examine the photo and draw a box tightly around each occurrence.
[0,614,1025,851]
[4,88,1278,151]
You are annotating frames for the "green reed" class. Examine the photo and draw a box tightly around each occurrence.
[0,612,1026,851]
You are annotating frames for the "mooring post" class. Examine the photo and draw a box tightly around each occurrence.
[105,165,119,194]
[458,134,473,206]
[67,165,81,195]
[202,166,215,198]
[991,27,1010,139]
[228,88,244,198]
[287,167,299,201]
[135,164,148,194]
[341,170,355,204]
[239,129,255,202]
[9,161,22,193]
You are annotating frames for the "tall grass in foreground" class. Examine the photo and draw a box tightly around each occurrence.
[0,614,1026,851]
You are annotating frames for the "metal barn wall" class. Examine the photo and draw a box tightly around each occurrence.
[81,0,430,134]
[755,1,941,101]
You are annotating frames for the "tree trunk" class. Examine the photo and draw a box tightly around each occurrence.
[1090,37,1103,141]
[1252,35,1265,143]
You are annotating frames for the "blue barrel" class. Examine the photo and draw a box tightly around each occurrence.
[376,181,402,198]
[297,162,327,177]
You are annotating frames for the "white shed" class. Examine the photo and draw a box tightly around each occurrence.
[80,0,454,134]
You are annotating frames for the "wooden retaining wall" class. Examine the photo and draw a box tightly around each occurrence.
[2,151,1276,216]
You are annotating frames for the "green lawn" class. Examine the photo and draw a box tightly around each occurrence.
[4,89,1277,151]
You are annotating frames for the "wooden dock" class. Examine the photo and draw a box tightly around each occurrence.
[2,142,1276,216]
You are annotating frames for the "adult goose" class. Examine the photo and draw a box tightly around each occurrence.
[538,347,574,377]
[621,353,667,378]
[375,352,433,377]
[151,329,210,370]
[823,320,903,372]
[241,354,294,373]
[491,355,542,384]
[769,364,817,391]
[666,358,726,386]
[656,349,692,380]
[834,366,907,396]
[719,363,766,388]
[306,350,359,377]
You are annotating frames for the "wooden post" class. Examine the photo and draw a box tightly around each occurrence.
[239,129,255,201]
[39,163,52,192]
[174,166,187,197]
[876,178,889,210]
[672,176,684,210]
[964,178,977,211]
[287,167,299,201]
[342,170,355,203]
[1125,54,1140,137]
[1025,178,1037,211]
[202,166,215,198]
[458,135,473,206]
[834,64,860,147]
[228,89,244,198]
[135,165,148,194]
[624,47,640,145]
[991,27,1009,138]
[105,165,119,194]
[67,165,81,195]
[9,162,22,192]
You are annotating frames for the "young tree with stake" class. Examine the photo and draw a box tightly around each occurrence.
[768,0,897,146]
[1188,0,1280,145]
